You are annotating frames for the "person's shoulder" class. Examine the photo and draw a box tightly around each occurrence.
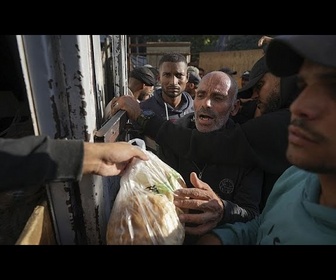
[140,94,156,108]
[281,165,313,181]
[271,165,312,197]
[242,109,290,129]
[182,91,194,102]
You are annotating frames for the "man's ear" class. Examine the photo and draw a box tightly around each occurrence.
[230,100,240,116]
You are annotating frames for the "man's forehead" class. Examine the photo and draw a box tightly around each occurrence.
[160,61,187,69]
[199,74,230,91]
[202,72,230,83]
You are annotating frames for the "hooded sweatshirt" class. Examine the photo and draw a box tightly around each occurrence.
[211,166,336,245]
[140,88,194,122]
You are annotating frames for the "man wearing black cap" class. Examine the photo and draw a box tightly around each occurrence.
[232,56,282,124]
[129,66,156,101]
[196,35,336,245]
[185,72,201,99]
[240,70,250,88]
[105,66,156,115]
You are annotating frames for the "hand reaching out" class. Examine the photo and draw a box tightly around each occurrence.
[173,172,224,236]
[83,141,148,177]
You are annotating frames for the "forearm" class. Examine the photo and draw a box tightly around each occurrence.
[142,115,167,139]
[212,217,261,245]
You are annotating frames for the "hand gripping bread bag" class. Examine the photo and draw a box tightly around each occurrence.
[106,139,186,245]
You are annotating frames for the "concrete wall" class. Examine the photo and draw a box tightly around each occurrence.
[146,42,191,68]
[199,49,264,87]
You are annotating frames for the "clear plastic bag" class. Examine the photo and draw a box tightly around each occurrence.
[106,139,186,245]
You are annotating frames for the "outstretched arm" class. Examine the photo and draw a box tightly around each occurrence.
[107,96,291,175]
[0,135,148,191]
[82,141,148,177]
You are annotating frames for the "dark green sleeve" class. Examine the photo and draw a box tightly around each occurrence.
[0,135,84,191]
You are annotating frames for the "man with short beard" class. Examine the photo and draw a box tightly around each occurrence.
[110,71,264,245]
[233,55,286,123]
[164,71,264,244]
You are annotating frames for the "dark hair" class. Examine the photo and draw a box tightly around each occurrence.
[158,53,187,68]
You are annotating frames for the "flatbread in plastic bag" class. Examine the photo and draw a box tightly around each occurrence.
[106,139,186,245]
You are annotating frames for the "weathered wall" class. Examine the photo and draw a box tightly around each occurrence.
[146,42,191,68]
[199,49,264,87]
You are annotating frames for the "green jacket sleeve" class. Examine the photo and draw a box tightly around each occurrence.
[212,216,261,245]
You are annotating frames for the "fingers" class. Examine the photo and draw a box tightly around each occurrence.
[258,35,273,47]
[130,145,149,161]
[174,173,213,199]
[175,196,222,212]
[177,200,223,236]
[190,172,213,192]
[110,97,120,114]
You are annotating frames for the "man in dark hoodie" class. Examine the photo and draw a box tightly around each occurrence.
[108,53,194,120]
[139,52,194,122]
[108,53,194,153]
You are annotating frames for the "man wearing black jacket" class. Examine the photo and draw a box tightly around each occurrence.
[162,71,263,244]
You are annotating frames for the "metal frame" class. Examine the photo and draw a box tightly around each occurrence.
[16,35,128,244]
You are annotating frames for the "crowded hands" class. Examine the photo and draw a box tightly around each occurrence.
[174,172,224,236]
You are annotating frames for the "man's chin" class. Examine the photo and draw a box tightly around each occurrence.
[195,123,216,133]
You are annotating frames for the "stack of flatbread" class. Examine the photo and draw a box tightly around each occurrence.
[106,147,186,245]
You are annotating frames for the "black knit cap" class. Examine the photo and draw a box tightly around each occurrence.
[266,35,336,77]
[238,56,268,98]
[130,66,156,86]
[188,72,201,85]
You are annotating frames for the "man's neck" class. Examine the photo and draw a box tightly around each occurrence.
[162,92,182,108]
